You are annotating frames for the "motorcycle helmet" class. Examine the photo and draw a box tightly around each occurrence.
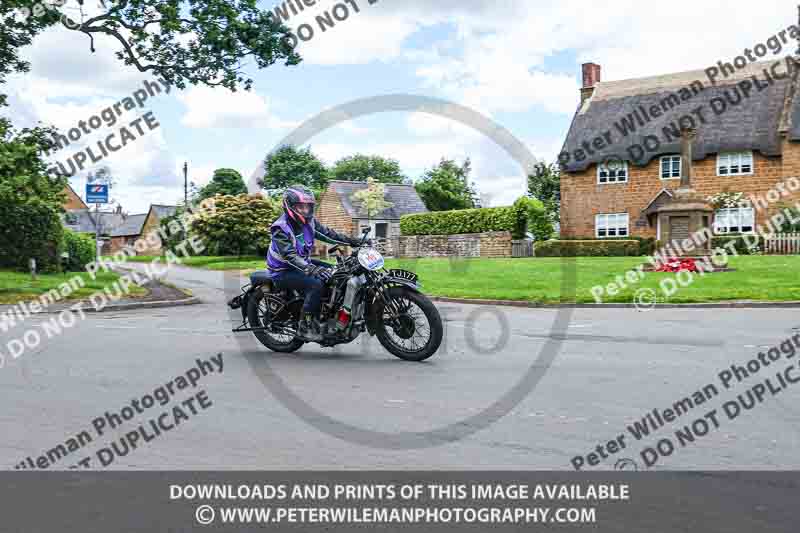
[283,185,316,224]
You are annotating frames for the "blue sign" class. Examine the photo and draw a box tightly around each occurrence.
[86,184,109,204]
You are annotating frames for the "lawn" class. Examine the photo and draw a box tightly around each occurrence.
[122,255,262,270]
[0,270,147,305]
[123,254,800,304]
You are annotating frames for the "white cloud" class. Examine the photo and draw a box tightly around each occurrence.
[176,85,295,130]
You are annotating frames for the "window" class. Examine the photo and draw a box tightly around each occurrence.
[597,161,628,184]
[714,207,755,234]
[64,213,79,225]
[595,213,629,238]
[660,155,681,179]
[717,151,753,176]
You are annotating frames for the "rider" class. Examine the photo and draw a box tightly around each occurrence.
[267,185,363,342]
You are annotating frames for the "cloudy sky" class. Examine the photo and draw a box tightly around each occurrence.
[3,0,797,213]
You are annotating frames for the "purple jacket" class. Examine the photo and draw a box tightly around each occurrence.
[267,214,358,272]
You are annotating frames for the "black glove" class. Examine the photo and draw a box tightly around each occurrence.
[305,264,332,282]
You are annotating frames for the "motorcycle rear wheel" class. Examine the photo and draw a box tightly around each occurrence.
[247,287,305,353]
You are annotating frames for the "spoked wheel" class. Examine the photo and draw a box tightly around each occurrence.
[246,287,305,353]
[376,287,443,362]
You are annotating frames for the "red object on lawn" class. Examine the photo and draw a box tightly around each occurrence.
[655,258,699,273]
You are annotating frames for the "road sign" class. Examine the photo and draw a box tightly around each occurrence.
[86,184,109,204]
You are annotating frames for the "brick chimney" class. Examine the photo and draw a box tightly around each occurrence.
[580,62,601,104]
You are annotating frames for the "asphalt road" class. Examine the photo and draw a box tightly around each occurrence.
[2,263,799,470]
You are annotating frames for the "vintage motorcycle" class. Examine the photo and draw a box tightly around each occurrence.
[228,228,443,361]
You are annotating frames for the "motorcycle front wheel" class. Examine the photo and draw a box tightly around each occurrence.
[376,287,443,362]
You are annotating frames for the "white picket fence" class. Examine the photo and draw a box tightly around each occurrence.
[764,233,800,255]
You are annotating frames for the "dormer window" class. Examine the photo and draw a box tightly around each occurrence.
[717,151,753,176]
[660,155,681,179]
[597,161,628,184]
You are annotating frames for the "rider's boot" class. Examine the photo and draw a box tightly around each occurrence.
[297,312,323,342]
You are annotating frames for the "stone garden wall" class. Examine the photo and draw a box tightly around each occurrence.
[389,231,512,258]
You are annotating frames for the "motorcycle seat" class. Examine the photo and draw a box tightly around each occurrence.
[250,270,276,286]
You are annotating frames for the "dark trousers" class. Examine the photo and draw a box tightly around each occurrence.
[272,259,331,317]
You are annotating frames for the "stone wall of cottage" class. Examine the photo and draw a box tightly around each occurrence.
[560,149,799,239]
[392,231,512,258]
[63,185,87,210]
[137,210,165,255]
[314,188,355,256]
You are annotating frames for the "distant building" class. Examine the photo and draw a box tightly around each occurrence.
[61,184,125,239]
[108,204,177,255]
[315,180,428,254]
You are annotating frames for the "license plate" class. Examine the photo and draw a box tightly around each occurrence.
[388,269,418,284]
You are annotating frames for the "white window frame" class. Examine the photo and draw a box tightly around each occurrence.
[595,213,630,239]
[660,155,681,180]
[597,161,628,184]
[714,207,755,234]
[717,151,754,177]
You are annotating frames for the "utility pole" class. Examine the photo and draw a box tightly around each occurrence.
[183,161,189,208]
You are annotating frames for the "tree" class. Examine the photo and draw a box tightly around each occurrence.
[197,168,247,200]
[1,0,301,91]
[527,162,561,221]
[0,118,68,271]
[259,145,328,191]
[329,154,407,184]
[414,158,476,212]
[188,193,281,256]
[351,177,393,219]
[0,2,61,87]
[0,121,67,206]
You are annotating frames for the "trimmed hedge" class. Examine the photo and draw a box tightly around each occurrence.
[711,234,764,255]
[535,240,641,257]
[401,206,519,237]
[0,199,64,272]
[62,230,96,271]
[401,198,552,240]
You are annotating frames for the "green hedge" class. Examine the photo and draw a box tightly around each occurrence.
[62,230,96,271]
[711,234,764,255]
[535,240,641,257]
[0,199,64,271]
[514,197,554,241]
[400,198,554,240]
[401,206,519,237]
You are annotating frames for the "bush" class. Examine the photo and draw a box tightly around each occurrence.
[535,240,641,257]
[513,197,554,241]
[711,234,764,255]
[0,199,64,271]
[61,230,97,271]
[190,194,282,256]
[632,236,657,256]
[401,206,519,237]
